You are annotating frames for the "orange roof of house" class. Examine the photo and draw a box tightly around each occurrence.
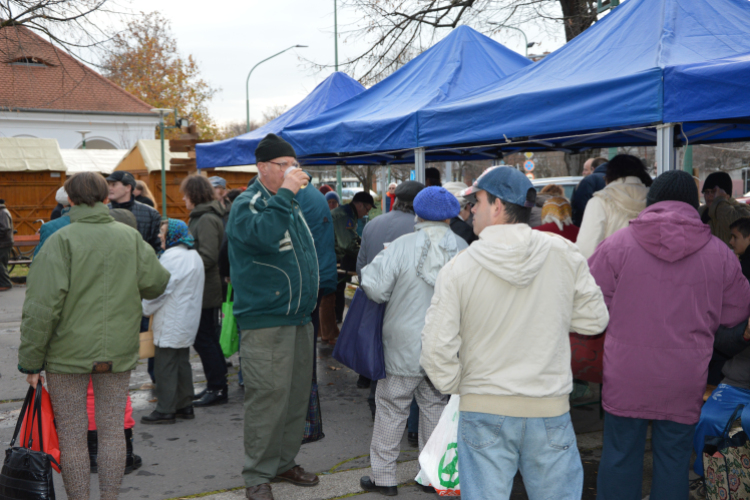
[0,26,154,115]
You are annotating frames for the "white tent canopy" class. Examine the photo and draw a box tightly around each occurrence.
[61,150,128,175]
[0,138,66,172]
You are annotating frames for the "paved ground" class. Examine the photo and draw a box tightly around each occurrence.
[0,284,665,499]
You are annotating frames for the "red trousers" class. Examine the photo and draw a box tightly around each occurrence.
[86,377,135,430]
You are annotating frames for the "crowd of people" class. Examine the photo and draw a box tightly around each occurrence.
[10,133,750,500]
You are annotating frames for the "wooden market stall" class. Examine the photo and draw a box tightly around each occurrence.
[114,140,257,221]
[0,138,67,236]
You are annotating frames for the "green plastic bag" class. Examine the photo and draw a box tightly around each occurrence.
[220,283,239,357]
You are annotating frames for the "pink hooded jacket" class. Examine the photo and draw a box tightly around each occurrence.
[588,201,750,425]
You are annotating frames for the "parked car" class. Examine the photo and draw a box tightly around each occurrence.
[531,176,583,200]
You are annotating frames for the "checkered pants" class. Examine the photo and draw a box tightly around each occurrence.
[370,374,449,486]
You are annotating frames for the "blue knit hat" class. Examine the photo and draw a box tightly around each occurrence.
[413,186,460,221]
[325,191,340,204]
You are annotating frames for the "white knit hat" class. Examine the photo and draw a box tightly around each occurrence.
[55,187,69,206]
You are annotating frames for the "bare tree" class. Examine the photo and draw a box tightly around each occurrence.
[334,0,597,84]
[0,1,124,63]
[262,104,288,124]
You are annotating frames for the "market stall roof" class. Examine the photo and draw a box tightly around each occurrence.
[196,72,365,169]
[411,0,750,157]
[122,140,257,173]
[61,149,128,175]
[284,25,532,164]
[664,51,750,124]
[0,138,66,171]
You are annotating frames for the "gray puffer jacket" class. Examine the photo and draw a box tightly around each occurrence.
[361,221,467,377]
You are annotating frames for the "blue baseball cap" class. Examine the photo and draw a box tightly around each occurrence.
[461,166,536,208]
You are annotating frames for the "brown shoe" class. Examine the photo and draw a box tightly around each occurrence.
[245,483,273,500]
[273,465,319,487]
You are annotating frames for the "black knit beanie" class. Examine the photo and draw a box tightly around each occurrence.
[647,170,699,211]
[702,171,733,196]
[255,133,296,163]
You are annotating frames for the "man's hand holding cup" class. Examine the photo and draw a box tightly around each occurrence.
[281,167,309,195]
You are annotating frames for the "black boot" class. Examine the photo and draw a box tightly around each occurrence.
[193,386,228,407]
[88,430,98,473]
[125,428,142,474]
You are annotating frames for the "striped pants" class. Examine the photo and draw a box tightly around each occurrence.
[370,374,448,486]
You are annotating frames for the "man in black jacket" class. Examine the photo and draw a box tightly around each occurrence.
[443,182,477,245]
[571,158,608,226]
[106,171,161,252]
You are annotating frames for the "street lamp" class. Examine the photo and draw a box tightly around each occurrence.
[75,130,91,149]
[245,45,308,133]
[151,108,175,220]
[488,23,535,57]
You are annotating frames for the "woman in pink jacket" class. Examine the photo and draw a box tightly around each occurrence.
[588,170,750,500]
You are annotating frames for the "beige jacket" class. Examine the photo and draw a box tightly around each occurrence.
[576,176,650,259]
[420,224,609,418]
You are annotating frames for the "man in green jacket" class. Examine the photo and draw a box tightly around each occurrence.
[226,134,319,500]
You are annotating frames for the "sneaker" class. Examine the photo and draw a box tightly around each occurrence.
[689,477,706,500]
[194,386,228,407]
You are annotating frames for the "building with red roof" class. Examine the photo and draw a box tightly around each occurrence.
[0,26,159,149]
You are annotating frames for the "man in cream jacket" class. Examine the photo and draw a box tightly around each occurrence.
[420,166,609,500]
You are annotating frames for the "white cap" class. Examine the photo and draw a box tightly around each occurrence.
[55,187,69,206]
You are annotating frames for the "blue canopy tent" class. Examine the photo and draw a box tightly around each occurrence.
[412,0,750,173]
[283,25,531,175]
[196,72,365,169]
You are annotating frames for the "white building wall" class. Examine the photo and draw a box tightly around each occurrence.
[0,110,160,150]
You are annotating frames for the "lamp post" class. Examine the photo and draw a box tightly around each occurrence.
[151,108,175,220]
[75,130,91,149]
[334,0,339,71]
[245,45,308,133]
[488,23,535,57]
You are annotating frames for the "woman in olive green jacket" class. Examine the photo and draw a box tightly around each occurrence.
[19,172,170,500]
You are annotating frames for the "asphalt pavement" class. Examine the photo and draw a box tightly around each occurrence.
[0,284,660,499]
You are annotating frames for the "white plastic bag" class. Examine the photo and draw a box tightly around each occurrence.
[415,395,460,496]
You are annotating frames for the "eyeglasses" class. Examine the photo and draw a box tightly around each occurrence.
[268,160,300,169]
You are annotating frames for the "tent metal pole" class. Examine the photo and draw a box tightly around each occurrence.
[336,165,342,197]
[683,145,693,175]
[415,148,426,184]
[656,123,676,175]
[445,161,453,182]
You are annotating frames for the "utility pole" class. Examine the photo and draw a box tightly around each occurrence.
[335,0,342,195]
[334,0,339,71]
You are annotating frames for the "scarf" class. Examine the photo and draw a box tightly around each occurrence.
[160,218,194,256]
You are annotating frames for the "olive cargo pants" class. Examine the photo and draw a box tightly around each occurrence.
[240,323,313,488]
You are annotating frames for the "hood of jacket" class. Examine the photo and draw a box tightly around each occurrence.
[468,224,552,288]
[629,201,712,263]
[69,203,115,224]
[191,200,226,220]
[413,221,461,286]
[593,177,649,220]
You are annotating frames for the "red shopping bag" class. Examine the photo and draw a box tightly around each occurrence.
[19,385,61,473]
[570,332,605,384]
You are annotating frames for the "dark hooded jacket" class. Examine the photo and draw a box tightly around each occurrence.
[189,200,226,309]
[571,162,608,226]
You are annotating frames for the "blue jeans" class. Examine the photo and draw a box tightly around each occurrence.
[598,412,695,500]
[458,411,582,500]
[407,398,419,434]
[693,383,750,475]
